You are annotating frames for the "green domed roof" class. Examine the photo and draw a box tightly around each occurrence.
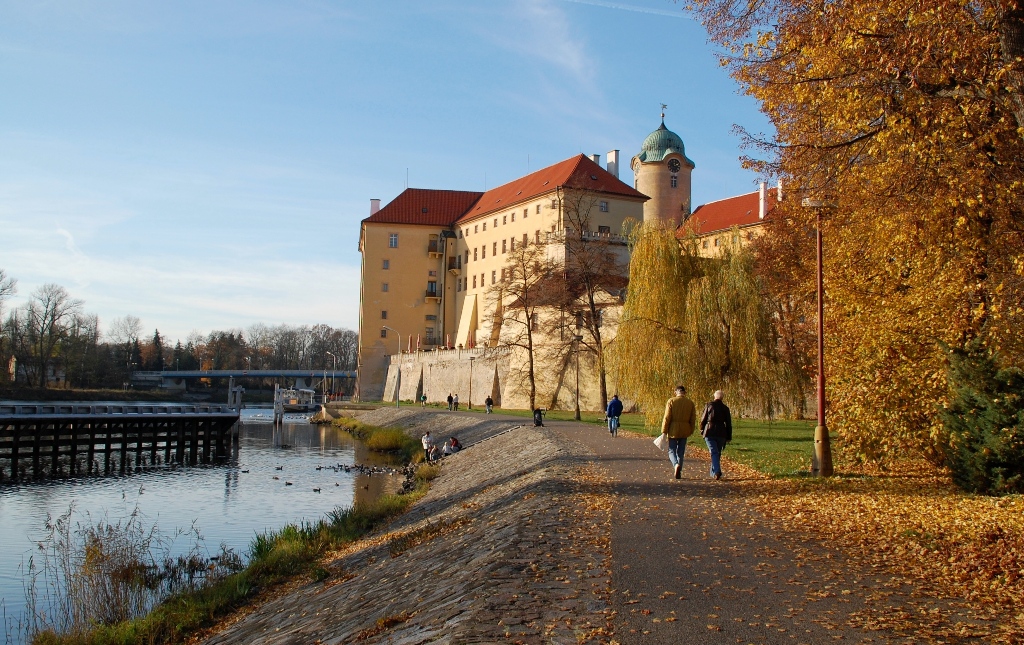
[636,121,695,167]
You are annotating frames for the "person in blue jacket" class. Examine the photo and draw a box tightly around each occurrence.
[606,394,623,437]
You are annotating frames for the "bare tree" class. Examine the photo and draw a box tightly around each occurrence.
[487,238,557,410]
[0,269,17,382]
[554,185,630,411]
[10,284,84,387]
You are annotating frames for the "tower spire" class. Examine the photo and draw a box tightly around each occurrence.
[660,103,668,123]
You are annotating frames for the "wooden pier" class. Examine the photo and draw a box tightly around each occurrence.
[0,401,240,481]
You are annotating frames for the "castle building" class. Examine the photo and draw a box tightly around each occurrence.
[354,120,774,406]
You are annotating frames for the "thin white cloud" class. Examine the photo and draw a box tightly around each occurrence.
[557,0,686,18]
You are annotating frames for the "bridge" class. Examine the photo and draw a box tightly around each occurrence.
[131,369,357,391]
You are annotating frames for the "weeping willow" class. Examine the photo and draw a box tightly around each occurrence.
[611,222,790,426]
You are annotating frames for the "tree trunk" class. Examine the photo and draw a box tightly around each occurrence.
[999,6,1024,133]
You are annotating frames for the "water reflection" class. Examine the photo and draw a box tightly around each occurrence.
[0,411,398,642]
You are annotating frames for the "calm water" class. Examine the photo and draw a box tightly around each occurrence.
[0,409,396,640]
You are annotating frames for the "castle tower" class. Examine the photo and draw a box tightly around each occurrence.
[631,117,695,229]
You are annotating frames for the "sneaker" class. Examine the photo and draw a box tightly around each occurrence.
[674,464,682,479]
[714,473,722,480]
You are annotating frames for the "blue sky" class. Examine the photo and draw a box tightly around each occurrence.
[0,0,772,344]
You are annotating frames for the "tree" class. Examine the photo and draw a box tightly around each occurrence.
[488,238,558,411]
[553,185,630,411]
[0,269,16,383]
[611,223,788,426]
[8,284,84,387]
[685,0,1024,464]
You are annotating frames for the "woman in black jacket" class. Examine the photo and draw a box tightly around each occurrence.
[699,390,732,480]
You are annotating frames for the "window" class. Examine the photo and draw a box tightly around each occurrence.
[457,278,462,292]
[671,176,678,188]
[427,281,437,294]
[474,225,478,233]
[598,225,610,235]
[732,235,739,243]
[482,245,486,259]
[426,314,437,321]
[523,233,528,246]
[428,270,437,277]
[388,233,398,248]
[530,313,538,331]
[599,201,609,212]
[502,239,507,253]
[702,240,709,249]
[550,199,557,209]
[483,222,487,231]
[595,308,603,328]
[523,209,528,218]
[380,329,388,338]
[473,275,477,288]
[510,237,515,251]
[491,270,496,284]
[502,215,506,225]
[474,248,478,261]
[535,230,540,244]
[481,273,484,287]
[492,242,497,255]
[494,218,498,227]
[381,310,388,319]
[714,238,720,247]
[382,259,390,270]
[465,250,470,264]
[381,282,389,292]
[501,267,506,281]
[458,229,463,238]
[511,212,515,222]
[536,204,541,214]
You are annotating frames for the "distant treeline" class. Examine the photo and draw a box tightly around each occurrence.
[0,273,357,390]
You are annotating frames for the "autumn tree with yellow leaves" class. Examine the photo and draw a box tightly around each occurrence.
[684,0,1024,465]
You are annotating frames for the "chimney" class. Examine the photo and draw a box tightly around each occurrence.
[370,199,381,215]
[777,179,783,202]
[606,150,620,179]
[758,182,766,220]
[589,153,601,165]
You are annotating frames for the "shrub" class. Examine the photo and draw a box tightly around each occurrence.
[939,339,1024,495]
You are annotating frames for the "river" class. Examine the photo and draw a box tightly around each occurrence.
[0,409,394,643]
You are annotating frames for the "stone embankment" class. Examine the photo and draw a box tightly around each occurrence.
[203,408,613,644]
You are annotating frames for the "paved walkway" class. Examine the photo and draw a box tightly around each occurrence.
[545,419,922,645]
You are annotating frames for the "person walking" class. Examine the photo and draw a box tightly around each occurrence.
[606,394,623,437]
[447,393,454,411]
[421,430,435,462]
[420,394,427,407]
[660,385,696,479]
[699,390,733,480]
[453,394,459,411]
[485,395,494,414]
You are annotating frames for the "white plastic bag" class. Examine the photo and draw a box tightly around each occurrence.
[653,433,668,451]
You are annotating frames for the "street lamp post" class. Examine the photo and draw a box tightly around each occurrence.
[468,356,475,410]
[382,326,401,407]
[802,198,835,477]
[574,335,583,421]
[326,351,337,397]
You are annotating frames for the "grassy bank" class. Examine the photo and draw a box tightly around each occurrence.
[331,416,424,462]
[30,419,439,645]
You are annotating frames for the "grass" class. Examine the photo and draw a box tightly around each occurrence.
[331,417,423,462]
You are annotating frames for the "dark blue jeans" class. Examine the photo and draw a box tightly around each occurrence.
[704,436,725,476]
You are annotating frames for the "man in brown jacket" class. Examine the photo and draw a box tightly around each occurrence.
[661,385,696,479]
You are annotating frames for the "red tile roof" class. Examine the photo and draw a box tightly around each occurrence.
[457,154,647,223]
[684,187,779,236]
[362,189,483,227]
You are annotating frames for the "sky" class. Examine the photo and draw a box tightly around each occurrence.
[0,0,772,345]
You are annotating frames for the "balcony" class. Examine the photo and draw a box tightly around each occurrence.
[427,241,443,257]
[447,257,461,275]
[425,290,442,302]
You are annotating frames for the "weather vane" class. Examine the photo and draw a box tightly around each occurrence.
[660,103,668,121]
